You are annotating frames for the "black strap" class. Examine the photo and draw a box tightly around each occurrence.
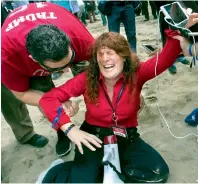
[102,161,126,182]
[101,82,125,114]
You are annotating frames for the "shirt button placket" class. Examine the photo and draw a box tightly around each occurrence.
[96,128,100,137]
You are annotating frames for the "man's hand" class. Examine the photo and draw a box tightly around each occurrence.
[173,35,191,56]
[185,12,198,28]
[62,100,79,117]
[11,89,44,106]
[67,126,102,154]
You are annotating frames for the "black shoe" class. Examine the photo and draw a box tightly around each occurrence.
[25,134,49,148]
[56,130,72,157]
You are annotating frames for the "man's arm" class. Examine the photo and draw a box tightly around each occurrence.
[11,89,80,117]
[11,89,44,106]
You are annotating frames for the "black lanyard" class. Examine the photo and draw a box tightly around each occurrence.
[101,81,125,125]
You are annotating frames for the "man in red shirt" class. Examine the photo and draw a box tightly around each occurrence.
[1,2,94,156]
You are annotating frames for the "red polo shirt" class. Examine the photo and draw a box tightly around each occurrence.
[1,2,94,92]
[39,30,181,130]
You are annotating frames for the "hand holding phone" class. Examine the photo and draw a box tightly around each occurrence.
[185,12,198,29]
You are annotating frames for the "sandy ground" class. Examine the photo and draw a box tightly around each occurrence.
[1,13,198,183]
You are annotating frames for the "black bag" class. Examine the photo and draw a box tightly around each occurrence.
[98,1,112,16]
[131,1,142,14]
[1,2,13,26]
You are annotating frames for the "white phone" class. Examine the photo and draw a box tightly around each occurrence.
[160,2,189,27]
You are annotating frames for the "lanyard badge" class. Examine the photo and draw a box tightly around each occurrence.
[111,113,128,138]
[101,82,128,138]
[112,125,128,138]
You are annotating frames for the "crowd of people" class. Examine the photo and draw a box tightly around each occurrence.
[1,0,198,183]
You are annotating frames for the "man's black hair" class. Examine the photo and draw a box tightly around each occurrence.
[26,24,70,64]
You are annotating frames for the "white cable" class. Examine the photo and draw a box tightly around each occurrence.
[154,10,198,139]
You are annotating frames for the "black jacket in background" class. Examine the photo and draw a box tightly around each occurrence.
[1,2,13,27]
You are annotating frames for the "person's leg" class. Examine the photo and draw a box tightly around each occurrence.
[135,6,141,16]
[55,129,72,157]
[168,63,177,74]
[168,55,190,75]
[42,161,73,183]
[68,144,103,183]
[73,12,78,18]
[100,13,107,26]
[77,2,85,20]
[149,1,157,19]
[120,138,169,183]
[42,145,103,183]
[1,83,35,144]
[141,1,149,21]
[81,8,87,26]
[36,159,65,183]
[29,76,71,156]
[70,61,90,76]
[175,55,190,65]
[122,5,137,52]
[42,122,104,183]
[88,11,94,23]
[107,5,122,33]
[92,11,98,21]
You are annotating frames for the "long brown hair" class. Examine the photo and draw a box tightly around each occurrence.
[86,32,139,103]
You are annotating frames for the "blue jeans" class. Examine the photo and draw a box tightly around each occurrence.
[107,5,136,52]
[100,13,107,26]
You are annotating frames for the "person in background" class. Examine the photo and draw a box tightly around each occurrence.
[29,0,46,3]
[107,1,137,52]
[84,0,98,23]
[70,0,80,17]
[95,0,107,26]
[50,0,79,17]
[100,12,107,26]
[135,5,142,16]
[77,0,87,26]
[12,0,29,9]
[141,0,157,21]
[1,2,94,157]
[1,0,13,26]
[80,9,87,26]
